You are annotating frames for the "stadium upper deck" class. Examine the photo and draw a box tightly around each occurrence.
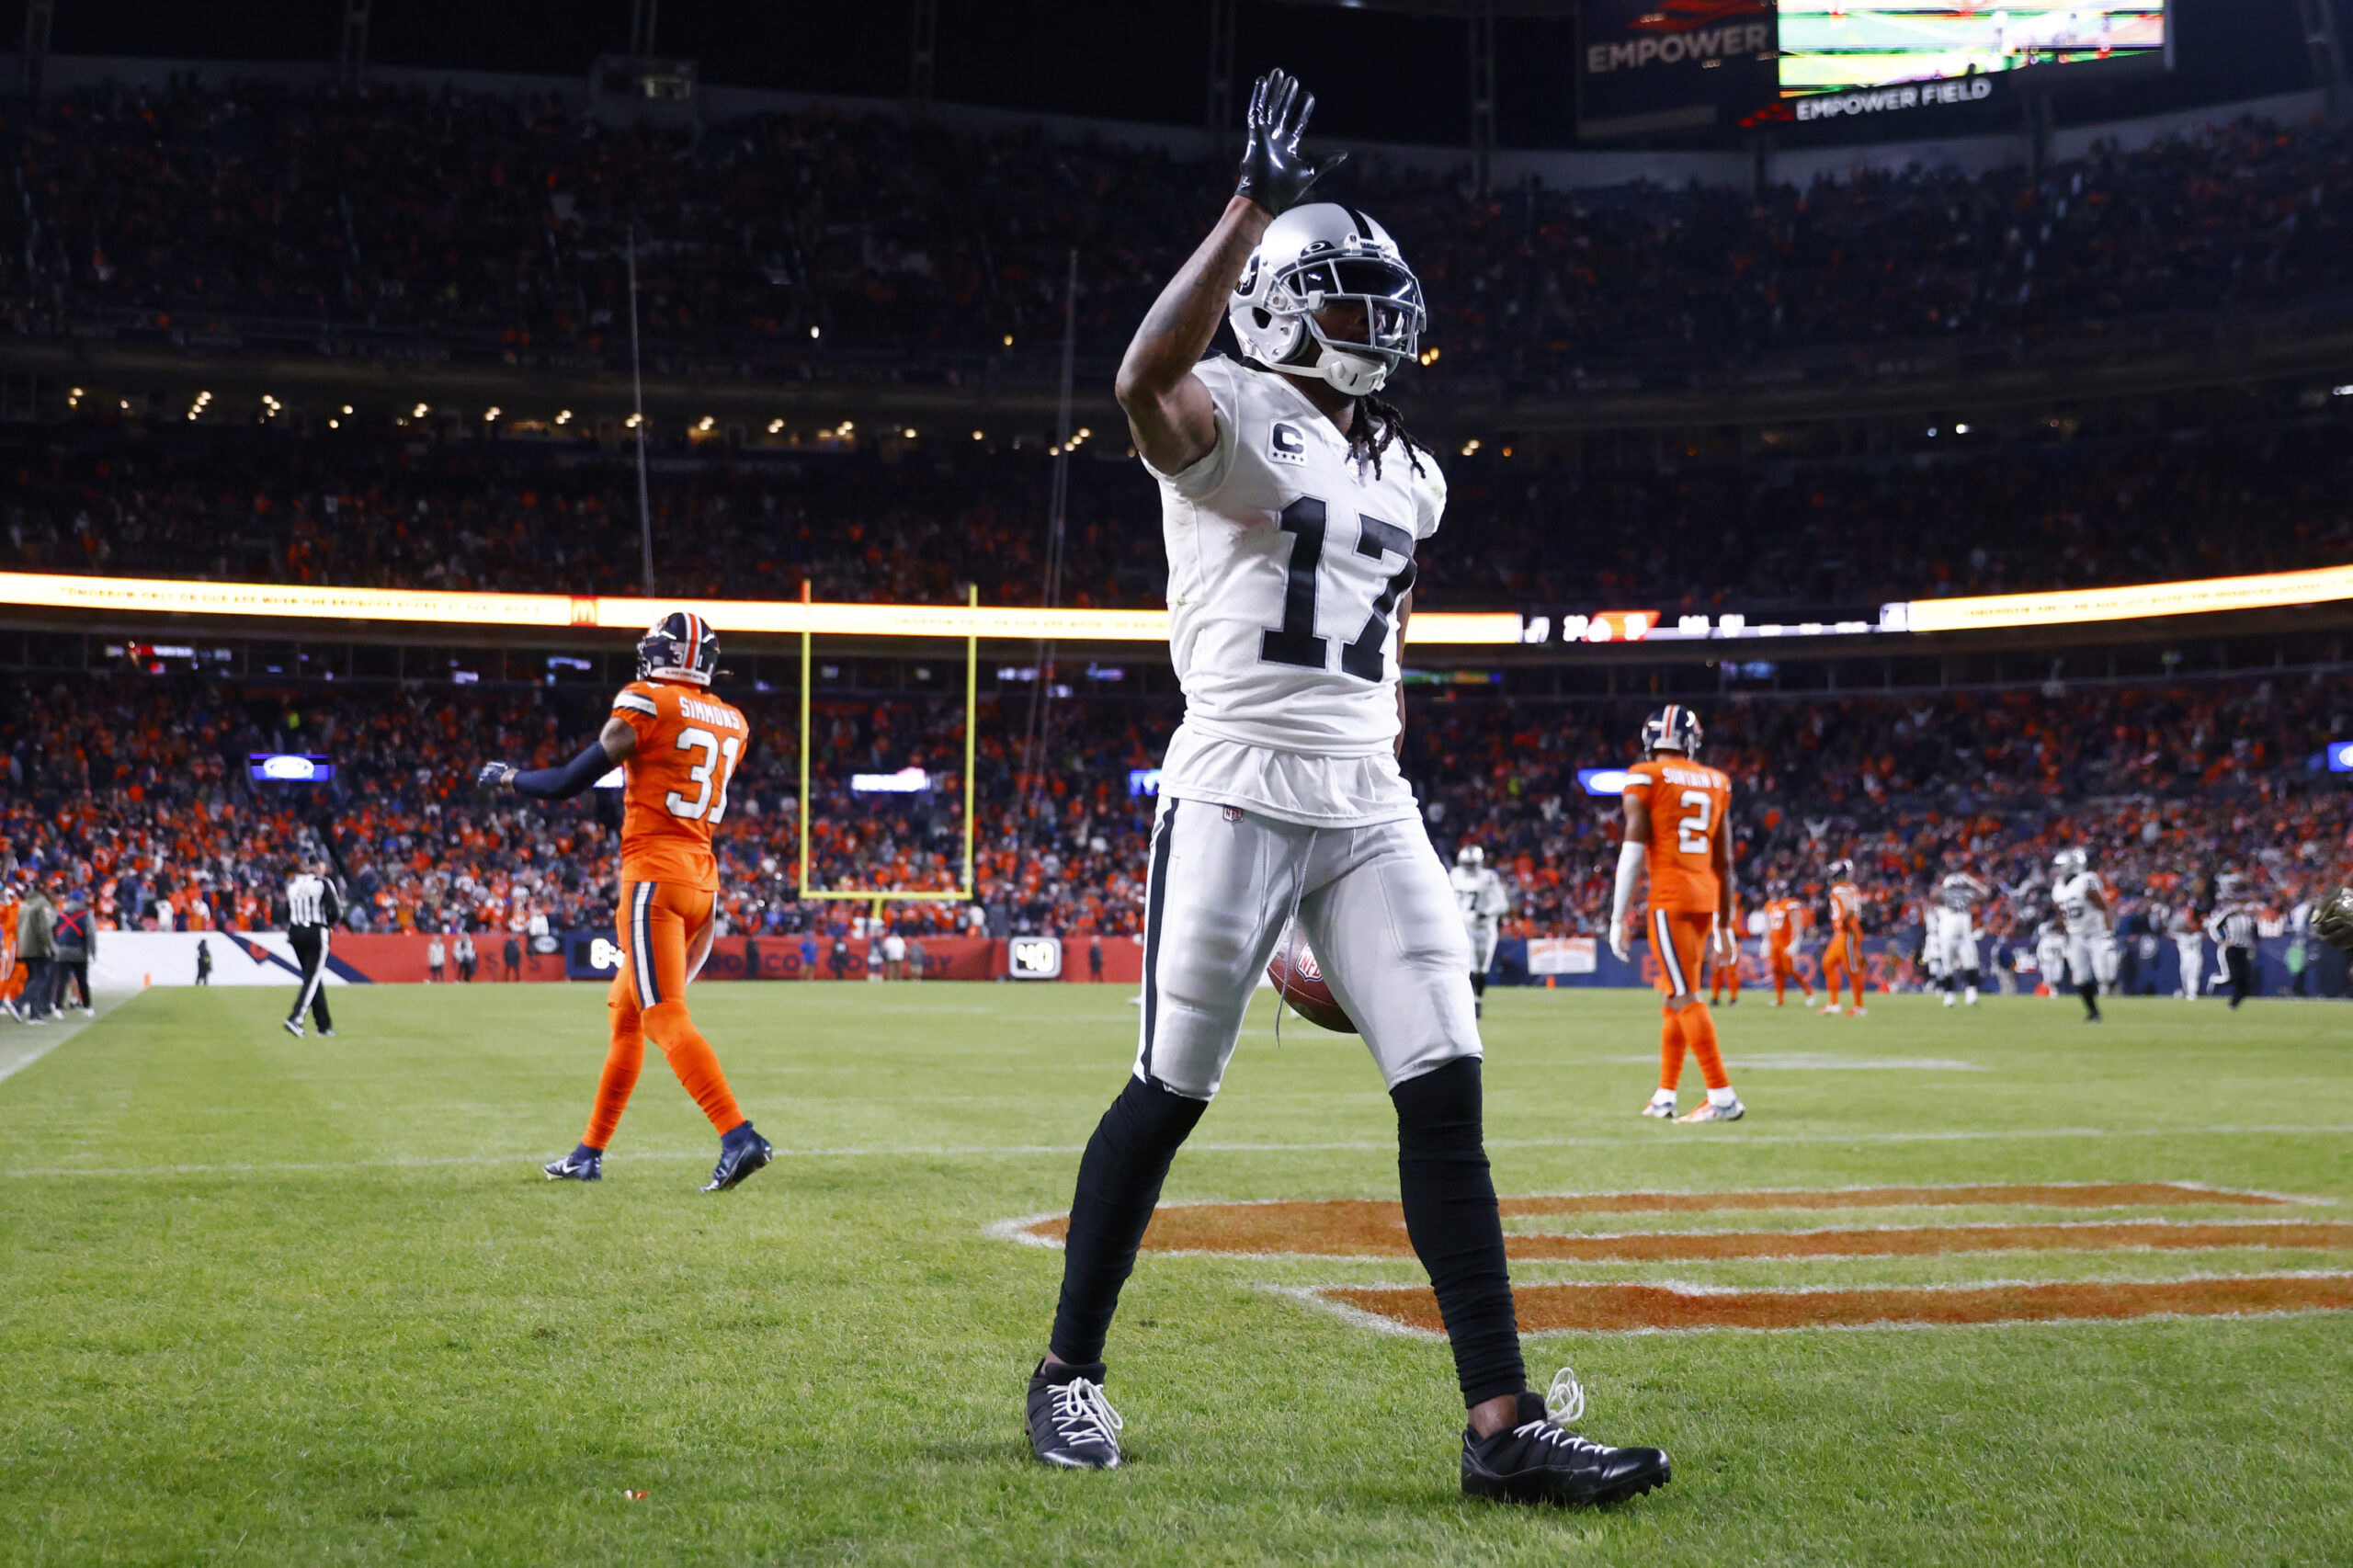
[2,81,2348,414]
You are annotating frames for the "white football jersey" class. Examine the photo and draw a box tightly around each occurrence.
[1450,865,1509,928]
[2053,871,2110,937]
[1148,357,1445,827]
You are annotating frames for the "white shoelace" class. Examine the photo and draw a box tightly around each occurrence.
[1051,1378,1124,1449]
[1511,1365,1607,1453]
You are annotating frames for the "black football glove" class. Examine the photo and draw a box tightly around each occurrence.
[2314,886,2353,951]
[1235,69,1345,217]
[476,761,518,790]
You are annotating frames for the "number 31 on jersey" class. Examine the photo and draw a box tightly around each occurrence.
[665,726,741,822]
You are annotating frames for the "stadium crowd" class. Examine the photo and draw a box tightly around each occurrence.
[9,407,2352,613]
[3,81,2348,380]
[3,670,2345,965]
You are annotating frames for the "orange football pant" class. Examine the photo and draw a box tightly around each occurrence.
[1822,929,1866,1009]
[584,879,745,1149]
[1650,908,1730,1094]
[1768,944,1811,1004]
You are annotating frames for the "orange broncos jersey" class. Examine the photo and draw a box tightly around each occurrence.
[1829,881,1865,934]
[1764,897,1809,950]
[1623,756,1732,915]
[609,678,749,891]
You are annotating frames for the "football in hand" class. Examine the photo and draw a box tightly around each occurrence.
[1267,923,1358,1034]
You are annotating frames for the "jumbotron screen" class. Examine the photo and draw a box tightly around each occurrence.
[1777,3,2167,98]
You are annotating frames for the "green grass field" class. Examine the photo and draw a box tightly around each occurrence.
[4,981,2350,1567]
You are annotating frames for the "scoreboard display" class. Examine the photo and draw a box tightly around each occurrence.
[1777,3,2168,99]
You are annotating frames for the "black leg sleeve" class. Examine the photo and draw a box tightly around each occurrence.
[1392,1056,1527,1409]
[1470,971,1487,999]
[1048,1074,1209,1366]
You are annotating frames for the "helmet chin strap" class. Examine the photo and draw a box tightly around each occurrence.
[1259,348,1391,397]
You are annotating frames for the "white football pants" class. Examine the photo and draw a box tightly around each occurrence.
[1133,797,1480,1101]
[1465,916,1501,974]
[2175,937,2204,996]
[2067,933,2120,990]
[1928,923,1979,976]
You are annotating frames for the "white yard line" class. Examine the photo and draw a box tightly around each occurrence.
[2,1121,2351,1180]
[0,990,141,1086]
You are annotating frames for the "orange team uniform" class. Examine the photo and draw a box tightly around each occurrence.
[581,678,753,1151]
[1764,897,1813,1005]
[1822,881,1867,1012]
[0,894,19,1012]
[1624,756,1733,1097]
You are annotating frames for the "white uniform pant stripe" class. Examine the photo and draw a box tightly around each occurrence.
[291,929,330,1018]
[631,882,659,1008]
[1654,908,1688,994]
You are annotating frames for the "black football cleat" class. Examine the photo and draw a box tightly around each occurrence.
[699,1121,773,1192]
[1461,1369,1669,1507]
[544,1144,603,1182]
[1027,1360,1122,1470]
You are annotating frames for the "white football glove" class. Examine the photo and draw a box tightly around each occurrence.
[1608,915,1630,962]
[476,761,519,789]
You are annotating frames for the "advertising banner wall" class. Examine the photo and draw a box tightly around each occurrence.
[1578,0,1779,140]
[90,930,1148,987]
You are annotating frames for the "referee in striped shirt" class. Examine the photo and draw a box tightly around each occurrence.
[283,857,345,1039]
[2204,896,2260,1010]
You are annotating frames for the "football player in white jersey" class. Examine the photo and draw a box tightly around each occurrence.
[2169,897,2208,999]
[2051,847,2116,1022]
[1449,845,1510,1017]
[1927,871,1989,1007]
[1023,69,1668,1508]
[2033,919,2070,1000]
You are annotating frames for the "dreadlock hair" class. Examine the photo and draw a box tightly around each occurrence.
[1349,393,1429,483]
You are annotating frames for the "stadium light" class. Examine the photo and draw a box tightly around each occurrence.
[851,767,931,793]
[248,753,334,783]
[2327,743,2353,774]
[1577,767,1635,796]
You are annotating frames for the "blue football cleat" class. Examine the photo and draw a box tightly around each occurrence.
[544,1144,603,1182]
[700,1121,773,1192]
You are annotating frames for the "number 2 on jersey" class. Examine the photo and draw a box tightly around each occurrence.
[1676,789,1712,855]
[1259,495,1417,681]
[665,726,742,823]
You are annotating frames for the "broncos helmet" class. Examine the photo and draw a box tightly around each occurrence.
[637,610,720,687]
[1229,203,1426,398]
[2052,847,2089,880]
[1827,858,1856,882]
[1456,845,1484,869]
[1640,704,1703,757]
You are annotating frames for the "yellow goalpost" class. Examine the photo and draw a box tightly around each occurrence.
[795,582,980,922]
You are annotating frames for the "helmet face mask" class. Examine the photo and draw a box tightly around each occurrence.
[1456,845,1484,868]
[1231,204,1426,398]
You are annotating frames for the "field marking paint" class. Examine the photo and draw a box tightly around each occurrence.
[0,991,143,1086]
[1604,1053,1988,1072]
[986,1184,2328,1254]
[7,1126,2353,1181]
[1313,1272,2353,1336]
